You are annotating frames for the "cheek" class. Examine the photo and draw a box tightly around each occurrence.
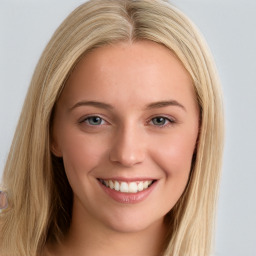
[145,132,197,218]
[59,130,108,179]
[150,132,197,177]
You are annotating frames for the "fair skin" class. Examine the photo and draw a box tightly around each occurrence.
[48,40,199,256]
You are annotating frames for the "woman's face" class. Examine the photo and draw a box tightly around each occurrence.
[52,41,199,233]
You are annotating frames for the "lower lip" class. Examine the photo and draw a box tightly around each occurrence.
[98,180,157,204]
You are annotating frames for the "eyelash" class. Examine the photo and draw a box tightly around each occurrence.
[148,116,175,127]
[80,115,108,126]
[80,115,175,128]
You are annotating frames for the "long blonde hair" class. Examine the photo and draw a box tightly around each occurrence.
[0,0,224,255]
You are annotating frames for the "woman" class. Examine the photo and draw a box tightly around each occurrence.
[0,0,224,255]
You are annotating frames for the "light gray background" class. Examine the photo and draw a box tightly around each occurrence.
[0,1,255,255]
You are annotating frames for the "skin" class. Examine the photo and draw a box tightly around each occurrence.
[48,40,199,256]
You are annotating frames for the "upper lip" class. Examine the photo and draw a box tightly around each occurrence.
[97,177,157,182]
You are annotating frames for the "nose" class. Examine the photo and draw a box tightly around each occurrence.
[109,125,145,167]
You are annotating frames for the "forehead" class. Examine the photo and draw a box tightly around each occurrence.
[71,40,191,82]
[58,40,196,109]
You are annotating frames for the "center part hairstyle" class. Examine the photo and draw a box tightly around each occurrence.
[0,0,224,255]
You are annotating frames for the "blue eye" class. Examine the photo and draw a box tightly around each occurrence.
[151,116,173,126]
[84,116,104,126]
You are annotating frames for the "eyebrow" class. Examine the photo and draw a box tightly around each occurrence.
[69,100,186,112]
[69,101,114,111]
[145,100,186,112]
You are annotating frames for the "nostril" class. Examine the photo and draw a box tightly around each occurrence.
[109,149,145,167]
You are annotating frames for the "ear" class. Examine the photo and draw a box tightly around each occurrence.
[51,139,63,157]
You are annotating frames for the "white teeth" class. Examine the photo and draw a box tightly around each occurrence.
[143,181,149,189]
[109,180,114,189]
[128,182,138,193]
[114,181,119,191]
[100,179,154,193]
[138,181,143,191]
[120,182,129,193]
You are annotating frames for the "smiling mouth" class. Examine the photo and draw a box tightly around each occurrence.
[98,179,156,193]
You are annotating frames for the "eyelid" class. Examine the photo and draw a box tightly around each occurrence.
[78,114,109,125]
[148,115,176,127]
[78,114,176,127]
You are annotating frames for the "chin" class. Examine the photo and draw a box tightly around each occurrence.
[101,208,164,234]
